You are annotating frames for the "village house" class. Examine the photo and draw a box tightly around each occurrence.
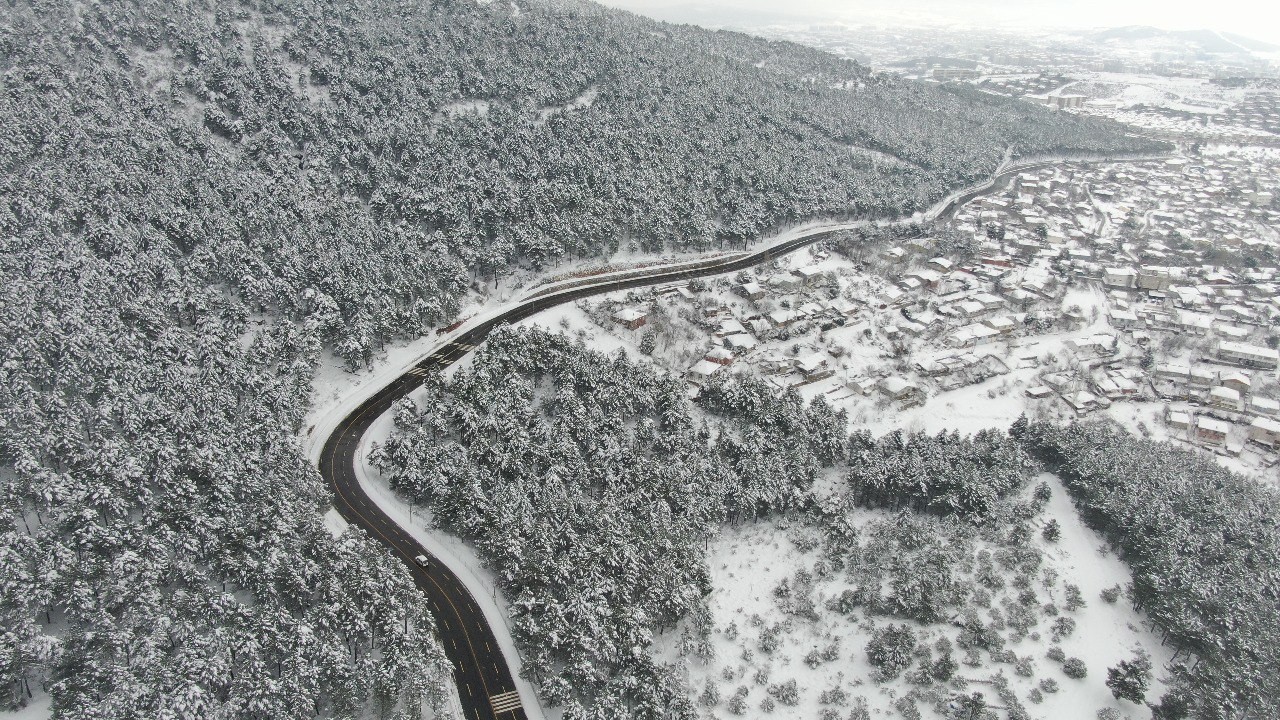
[705,347,735,366]
[1154,362,1192,383]
[1209,386,1242,411]
[1189,367,1218,387]
[845,376,876,395]
[767,309,797,329]
[767,274,801,293]
[1195,417,1230,445]
[1166,410,1192,431]
[927,257,954,273]
[1217,341,1280,370]
[879,376,919,402]
[948,323,1001,348]
[1136,267,1174,291]
[793,265,825,286]
[874,287,905,309]
[1065,390,1102,414]
[908,268,944,292]
[736,282,765,301]
[983,316,1016,334]
[612,308,648,330]
[1250,396,1280,416]
[687,359,723,385]
[1220,371,1251,395]
[716,318,747,337]
[1103,267,1138,289]
[1249,416,1280,447]
[1174,311,1213,336]
[1108,307,1139,330]
[794,352,831,379]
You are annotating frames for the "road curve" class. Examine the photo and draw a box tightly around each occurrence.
[316,152,1169,720]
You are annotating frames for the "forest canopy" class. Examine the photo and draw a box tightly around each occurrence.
[0,0,1165,716]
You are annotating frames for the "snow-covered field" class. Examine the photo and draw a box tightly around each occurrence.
[1066,72,1245,111]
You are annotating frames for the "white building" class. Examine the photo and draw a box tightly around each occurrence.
[1249,416,1280,447]
[1217,341,1280,370]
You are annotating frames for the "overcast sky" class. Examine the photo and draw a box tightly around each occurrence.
[596,0,1280,45]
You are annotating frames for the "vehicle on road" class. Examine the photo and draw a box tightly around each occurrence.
[413,554,430,568]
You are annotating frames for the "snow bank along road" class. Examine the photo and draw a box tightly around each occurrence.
[316,151,1169,720]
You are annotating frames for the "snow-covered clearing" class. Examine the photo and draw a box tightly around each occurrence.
[656,473,1172,720]
[437,99,491,118]
[536,85,601,124]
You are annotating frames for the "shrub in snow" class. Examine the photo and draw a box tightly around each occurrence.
[792,595,821,622]
[804,650,823,668]
[1039,678,1059,694]
[906,662,934,687]
[866,624,918,681]
[1062,657,1088,679]
[1106,652,1152,704]
[767,679,799,706]
[1015,656,1035,677]
[821,640,841,663]
[1050,616,1076,642]
[759,625,782,655]
[1045,646,1066,663]
[894,696,923,720]
[1028,688,1044,704]
[818,684,849,706]
[1100,584,1123,604]
[773,578,791,598]
[1064,583,1087,612]
[699,680,720,707]
[832,589,861,614]
[931,653,958,682]
[1097,708,1122,720]
[1033,480,1052,505]
[759,696,776,712]
[992,649,1017,665]
[1042,519,1061,542]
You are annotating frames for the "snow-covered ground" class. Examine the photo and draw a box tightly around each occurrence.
[0,696,49,720]
[656,473,1173,720]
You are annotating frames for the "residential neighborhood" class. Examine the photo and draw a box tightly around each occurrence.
[584,151,1280,478]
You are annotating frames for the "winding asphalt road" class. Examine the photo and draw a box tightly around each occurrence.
[316,152,1167,720]
[317,225,848,720]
